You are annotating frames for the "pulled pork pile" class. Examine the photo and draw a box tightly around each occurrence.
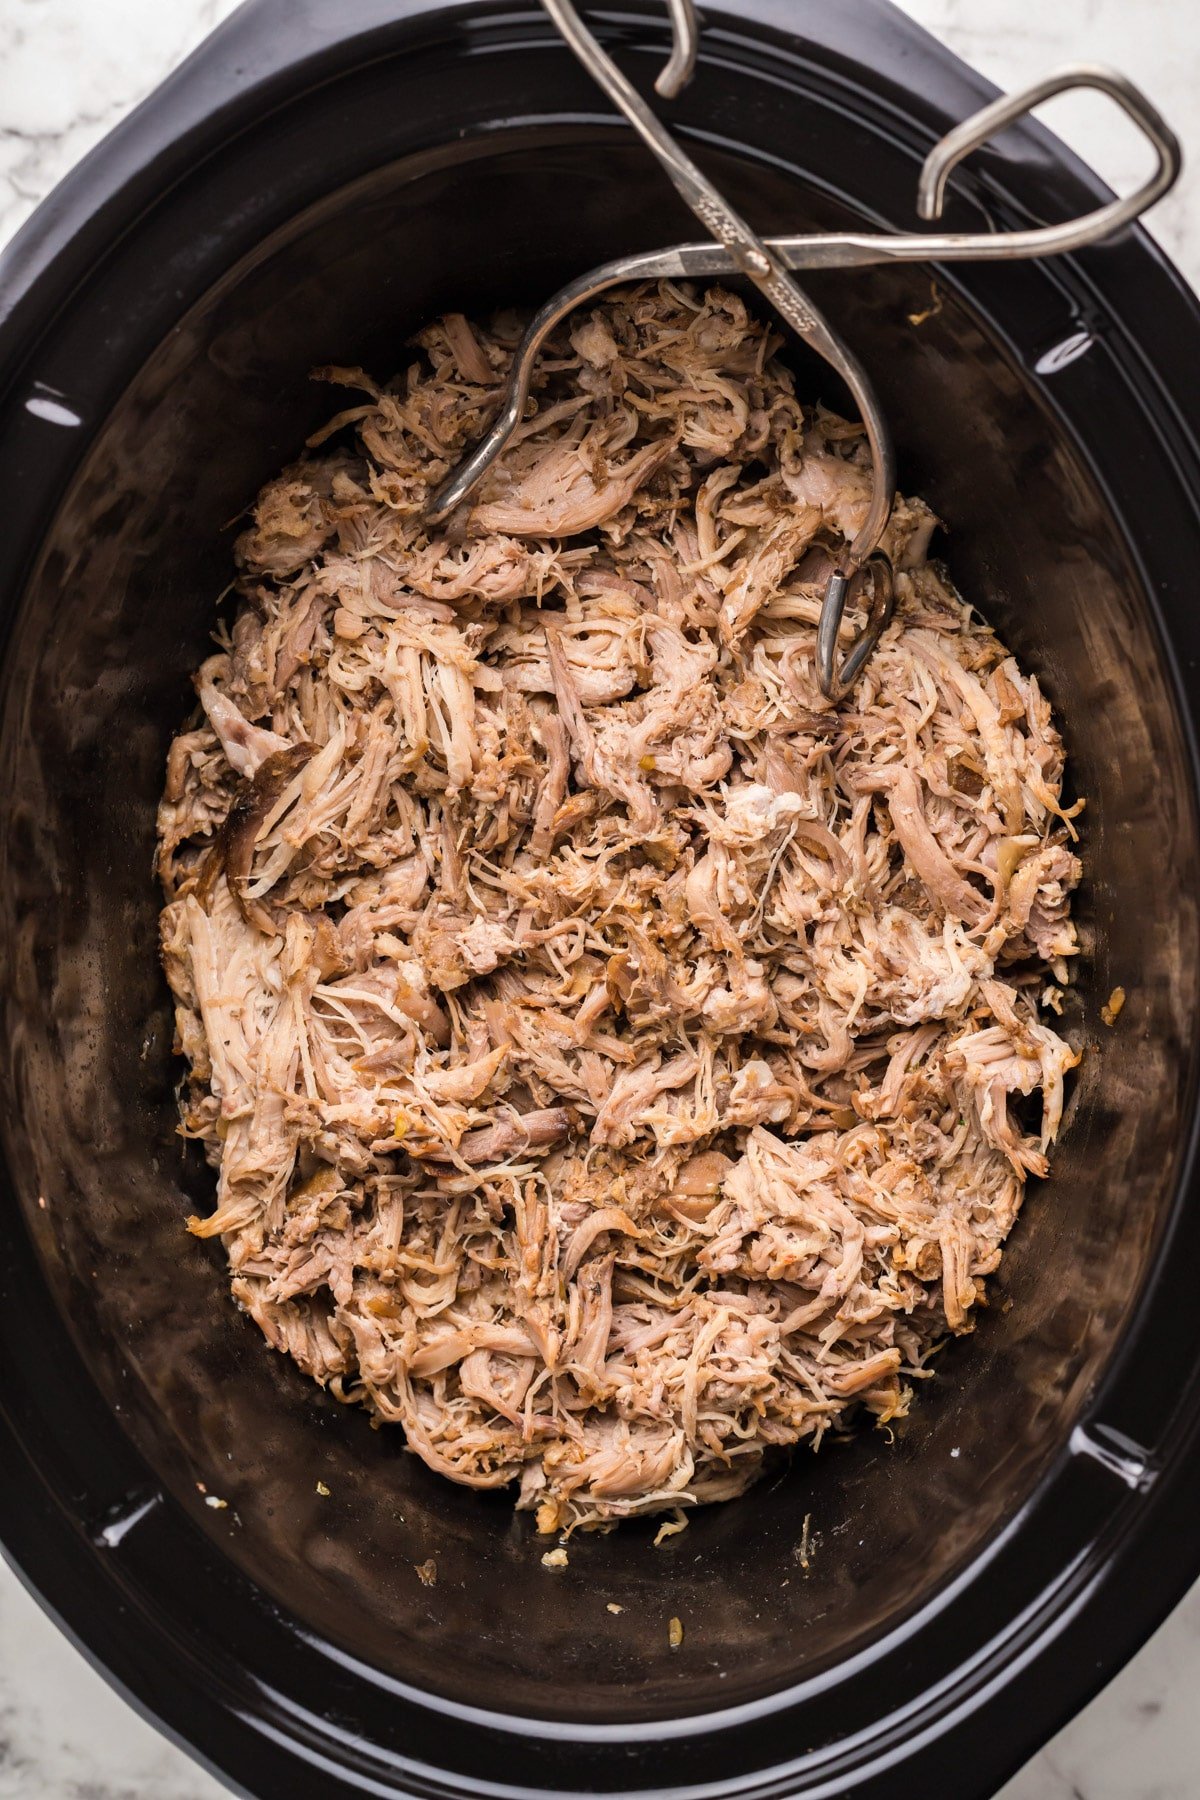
[158,284,1082,1532]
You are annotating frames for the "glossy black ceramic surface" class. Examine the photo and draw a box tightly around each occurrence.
[1,3,1199,1797]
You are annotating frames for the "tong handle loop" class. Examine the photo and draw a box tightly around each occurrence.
[918,64,1181,252]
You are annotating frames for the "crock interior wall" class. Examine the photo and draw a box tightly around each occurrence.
[0,130,1194,1725]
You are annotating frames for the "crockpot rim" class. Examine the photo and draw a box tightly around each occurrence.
[2,3,1200,1797]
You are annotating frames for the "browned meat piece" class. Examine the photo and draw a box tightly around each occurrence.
[440,312,497,386]
[530,714,570,858]
[456,1108,572,1165]
[471,434,676,538]
[886,769,989,927]
[210,743,316,933]
[158,282,1080,1535]
[197,669,292,778]
[233,461,340,577]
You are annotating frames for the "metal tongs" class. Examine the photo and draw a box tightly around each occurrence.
[429,1,1180,701]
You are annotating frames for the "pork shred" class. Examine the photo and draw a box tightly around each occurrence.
[157,285,1082,1533]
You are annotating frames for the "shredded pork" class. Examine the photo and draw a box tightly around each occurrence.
[157,285,1081,1533]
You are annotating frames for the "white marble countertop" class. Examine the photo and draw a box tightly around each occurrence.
[1,3,1198,1797]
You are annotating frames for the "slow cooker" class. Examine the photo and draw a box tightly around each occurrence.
[1,2,1199,1796]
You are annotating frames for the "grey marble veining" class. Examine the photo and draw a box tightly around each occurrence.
[1,2,1198,1796]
